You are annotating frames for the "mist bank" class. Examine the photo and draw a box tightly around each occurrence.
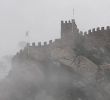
[0,55,109,100]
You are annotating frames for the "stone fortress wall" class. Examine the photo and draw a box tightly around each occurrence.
[13,18,110,61]
[83,26,110,50]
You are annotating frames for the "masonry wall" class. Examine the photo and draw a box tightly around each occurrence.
[13,18,110,62]
[83,26,110,50]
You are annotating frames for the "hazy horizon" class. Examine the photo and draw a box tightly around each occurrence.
[0,0,110,57]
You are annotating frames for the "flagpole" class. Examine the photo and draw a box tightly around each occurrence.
[26,31,30,57]
[73,8,74,19]
[72,8,74,32]
[26,31,30,44]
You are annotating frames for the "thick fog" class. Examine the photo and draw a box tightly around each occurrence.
[0,1,110,99]
[0,0,109,57]
[0,58,106,100]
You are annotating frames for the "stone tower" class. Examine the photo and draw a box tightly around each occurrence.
[61,19,79,47]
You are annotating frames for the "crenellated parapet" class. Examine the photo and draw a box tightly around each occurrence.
[83,26,110,36]
[61,19,76,27]
[61,20,73,34]
[82,26,110,50]
[14,39,56,59]
[13,14,110,62]
[61,20,73,25]
[28,40,55,48]
[61,19,77,37]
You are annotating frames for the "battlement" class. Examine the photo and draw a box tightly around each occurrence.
[84,26,110,35]
[61,19,75,24]
[61,19,78,39]
[28,40,55,48]
[14,14,110,62]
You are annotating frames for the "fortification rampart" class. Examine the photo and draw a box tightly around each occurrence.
[61,20,73,25]
[28,40,55,48]
[61,20,76,35]
[13,15,110,62]
[28,26,110,49]
[83,26,110,36]
[83,26,110,50]
[13,38,65,62]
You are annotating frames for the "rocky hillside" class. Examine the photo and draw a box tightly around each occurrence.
[0,44,106,100]
[2,25,110,100]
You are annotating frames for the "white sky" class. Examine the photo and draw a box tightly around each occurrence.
[0,0,110,57]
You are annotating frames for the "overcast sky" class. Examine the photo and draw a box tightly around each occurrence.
[0,0,110,57]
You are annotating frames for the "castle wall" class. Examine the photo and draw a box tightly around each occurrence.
[13,18,110,62]
[13,19,81,61]
[83,26,110,50]
[61,20,72,36]
[61,19,80,48]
